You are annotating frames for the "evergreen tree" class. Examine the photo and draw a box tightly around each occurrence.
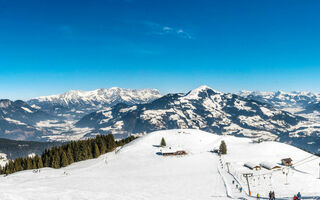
[66,146,74,164]
[14,158,23,172]
[100,142,107,155]
[219,140,227,155]
[35,155,43,168]
[26,158,33,169]
[93,143,100,158]
[61,151,68,167]
[43,154,50,167]
[32,158,37,169]
[160,137,166,147]
[52,151,60,168]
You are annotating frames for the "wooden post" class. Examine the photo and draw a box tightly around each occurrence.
[284,167,289,185]
[318,162,320,179]
[226,162,230,173]
[243,173,253,196]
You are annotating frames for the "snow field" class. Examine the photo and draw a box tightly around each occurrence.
[0,129,319,200]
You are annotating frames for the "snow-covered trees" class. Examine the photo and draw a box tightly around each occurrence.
[219,140,227,155]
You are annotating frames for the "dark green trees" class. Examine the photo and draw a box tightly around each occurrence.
[160,137,166,147]
[0,134,136,175]
[61,152,69,167]
[93,143,100,158]
[219,140,227,155]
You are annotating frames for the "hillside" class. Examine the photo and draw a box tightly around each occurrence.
[0,129,319,200]
[0,99,57,141]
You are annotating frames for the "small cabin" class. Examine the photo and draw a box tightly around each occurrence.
[260,162,281,170]
[244,162,261,171]
[161,147,187,156]
[281,158,293,166]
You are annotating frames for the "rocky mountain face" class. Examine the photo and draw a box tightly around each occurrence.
[28,87,162,119]
[75,86,308,142]
[0,99,55,141]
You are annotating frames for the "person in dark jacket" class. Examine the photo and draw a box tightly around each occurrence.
[297,192,301,200]
[269,191,272,200]
[272,191,275,200]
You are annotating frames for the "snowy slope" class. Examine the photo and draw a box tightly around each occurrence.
[28,87,162,119]
[0,129,319,200]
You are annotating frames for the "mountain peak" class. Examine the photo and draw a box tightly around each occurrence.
[185,85,221,99]
[0,99,12,108]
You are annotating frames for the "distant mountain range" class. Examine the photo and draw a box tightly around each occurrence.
[75,86,303,137]
[28,87,162,119]
[0,86,319,153]
[237,90,320,114]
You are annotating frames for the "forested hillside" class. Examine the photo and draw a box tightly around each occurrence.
[0,134,136,175]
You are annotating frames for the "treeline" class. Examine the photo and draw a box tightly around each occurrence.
[0,134,136,175]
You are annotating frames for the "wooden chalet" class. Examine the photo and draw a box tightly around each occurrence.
[161,147,187,156]
[281,158,293,166]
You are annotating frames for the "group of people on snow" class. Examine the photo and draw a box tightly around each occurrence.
[268,191,275,200]
[293,192,301,200]
[257,191,275,200]
[257,191,302,200]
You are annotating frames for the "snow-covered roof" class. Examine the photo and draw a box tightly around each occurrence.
[260,162,281,170]
[244,162,261,169]
[160,147,185,154]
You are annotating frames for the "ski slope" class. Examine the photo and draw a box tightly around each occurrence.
[0,129,319,200]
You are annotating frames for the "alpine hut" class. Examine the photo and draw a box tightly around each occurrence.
[281,158,293,166]
[161,147,187,156]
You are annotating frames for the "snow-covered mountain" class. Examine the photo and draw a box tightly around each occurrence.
[237,90,320,114]
[1,129,319,200]
[28,87,162,119]
[0,99,55,140]
[75,86,313,149]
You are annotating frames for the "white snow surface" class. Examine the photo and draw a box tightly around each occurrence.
[0,129,319,200]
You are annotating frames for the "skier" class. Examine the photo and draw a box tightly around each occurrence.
[257,193,260,200]
[297,192,301,200]
[239,187,242,193]
[293,194,298,200]
[272,191,275,200]
[268,191,272,200]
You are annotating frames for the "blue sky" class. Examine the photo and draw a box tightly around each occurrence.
[1,0,320,100]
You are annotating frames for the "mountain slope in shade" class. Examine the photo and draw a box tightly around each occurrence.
[0,99,55,140]
[75,85,306,142]
[28,87,162,119]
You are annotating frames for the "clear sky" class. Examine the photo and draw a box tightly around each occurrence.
[1,0,320,100]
